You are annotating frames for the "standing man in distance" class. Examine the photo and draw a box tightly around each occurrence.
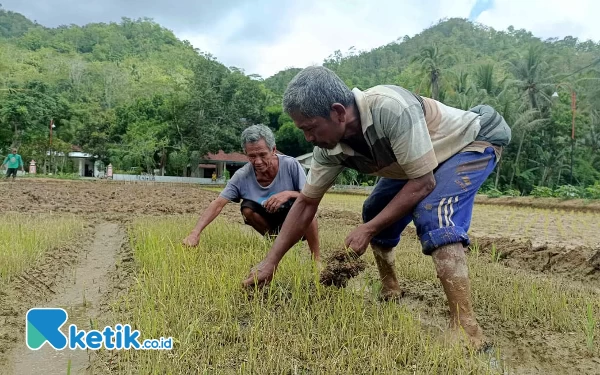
[242,66,511,350]
[183,124,320,262]
[2,148,24,181]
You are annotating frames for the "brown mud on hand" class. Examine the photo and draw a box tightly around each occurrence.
[319,249,367,288]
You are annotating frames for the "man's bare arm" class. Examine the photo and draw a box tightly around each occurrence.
[365,172,436,235]
[265,193,320,263]
[183,197,229,246]
[263,190,301,213]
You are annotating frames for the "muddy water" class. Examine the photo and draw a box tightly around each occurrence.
[6,223,124,375]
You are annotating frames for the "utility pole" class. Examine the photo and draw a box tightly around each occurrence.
[552,85,576,185]
[570,90,576,185]
[49,119,55,174]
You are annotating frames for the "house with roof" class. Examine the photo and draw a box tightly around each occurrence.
[196,150,306,179]
[196,150,248,178]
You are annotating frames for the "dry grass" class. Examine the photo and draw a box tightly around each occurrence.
[0,213,83,285]
[101,217,500,374]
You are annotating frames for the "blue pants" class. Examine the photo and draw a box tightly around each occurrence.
[362,147,498,255]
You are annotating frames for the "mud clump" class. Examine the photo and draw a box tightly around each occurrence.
[319,249,367,288]
[471,236,600,286]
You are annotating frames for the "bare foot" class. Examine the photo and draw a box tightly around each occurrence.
[379,285,404,301]
[445,321,492,352]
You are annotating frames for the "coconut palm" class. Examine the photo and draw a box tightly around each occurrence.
[412,43,456,100]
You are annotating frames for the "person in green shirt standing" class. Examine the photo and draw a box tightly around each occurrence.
[2,148,24,181]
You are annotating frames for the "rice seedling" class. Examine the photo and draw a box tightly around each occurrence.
[102,217,500,374]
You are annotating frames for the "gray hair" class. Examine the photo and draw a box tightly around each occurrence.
[241,124,276,150]
[283,66,355,118]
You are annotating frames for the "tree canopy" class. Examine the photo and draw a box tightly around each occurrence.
[1,8,599,193]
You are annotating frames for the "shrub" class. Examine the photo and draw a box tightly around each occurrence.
[504,188,521,197]
[584,183,600,200]
[485,188,503,198]
[553,185,582,199]
[531,186,554,198]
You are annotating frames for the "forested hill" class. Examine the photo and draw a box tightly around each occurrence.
[266,18,600,194]
[0,7,36,38]
[1,7,599,195]
[0,6,272,178]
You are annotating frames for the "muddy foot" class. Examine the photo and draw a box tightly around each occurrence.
[445,324,493,353]
[379,286,405,302]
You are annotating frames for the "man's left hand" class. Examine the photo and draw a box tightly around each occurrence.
[242,259,278,288]
[263,192,290,213]
[344,224,376,256]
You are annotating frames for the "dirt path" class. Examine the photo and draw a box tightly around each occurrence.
[4,223,124,375]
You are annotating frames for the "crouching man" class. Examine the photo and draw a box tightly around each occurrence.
[241,67,511,350]
[183,124,320,261]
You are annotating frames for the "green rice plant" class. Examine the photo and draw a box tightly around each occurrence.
[490,244,502,263]
[585,302,596,353]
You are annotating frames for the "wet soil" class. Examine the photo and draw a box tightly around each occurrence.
[470,236,600,286]
[1,179,599,375]
[474,195,600,213]
[319,249,367,288]
[0,179,239,220]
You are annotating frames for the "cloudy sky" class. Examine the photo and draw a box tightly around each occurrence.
[2,0,599,78]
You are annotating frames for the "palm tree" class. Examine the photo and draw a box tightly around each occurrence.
[412,43,455,100]
[508,109,548,188]
[509,45,554,110]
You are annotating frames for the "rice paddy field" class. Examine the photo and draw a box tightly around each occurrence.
[0,179,599,374]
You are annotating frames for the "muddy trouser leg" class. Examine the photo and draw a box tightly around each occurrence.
[413,146,498,349]
[362,178,413,300]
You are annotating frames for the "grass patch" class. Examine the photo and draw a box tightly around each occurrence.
[393,237,600,355]
[0,213,83,284]
[104,217,498,374]
[320,192,367,212]
[200,186,225,193]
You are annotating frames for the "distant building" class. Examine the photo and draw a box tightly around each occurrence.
[196,150,248,178]
[196,150,310,178]
[46,145,103,177]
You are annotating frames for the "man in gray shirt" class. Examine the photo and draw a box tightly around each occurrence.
[183,124,320,262]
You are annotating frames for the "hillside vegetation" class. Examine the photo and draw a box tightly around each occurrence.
[1,7,599,195]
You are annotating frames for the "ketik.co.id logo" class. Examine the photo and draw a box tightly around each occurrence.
[26,308,172,350]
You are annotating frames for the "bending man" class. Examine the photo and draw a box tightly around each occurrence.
[183,124,320,261]
[242,67,511,349]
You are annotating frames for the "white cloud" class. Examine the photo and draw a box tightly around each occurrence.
[178,0,477,78]
[476,0,600,42]
[178,0,599,78]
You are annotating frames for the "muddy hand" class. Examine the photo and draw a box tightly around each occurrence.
[182,233,200,247]
[242,259,277,288]
[344,224,375,257]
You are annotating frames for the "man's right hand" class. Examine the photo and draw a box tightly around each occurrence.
[182,233,200,247]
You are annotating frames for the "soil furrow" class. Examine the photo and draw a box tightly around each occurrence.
[1,223,124,375]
